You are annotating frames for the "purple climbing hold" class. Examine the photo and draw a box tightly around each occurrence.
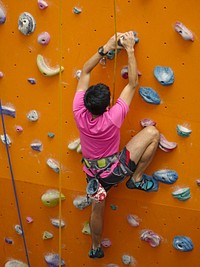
[153,169,178,184]
[154,66,174,86]
[173,236,194,252]
[159,133,177,152]
[38,32,51,45]
[175,21,194,41]
[27,78,36,84]
[140,229,161,247]
[0,105,16,118]
[0,3,6,24]
[4,237,14,244]
[139,87,161,105]
[44,253,65,267]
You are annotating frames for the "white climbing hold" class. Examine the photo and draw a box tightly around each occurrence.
[68,138,80,150]
[73,195,91,210]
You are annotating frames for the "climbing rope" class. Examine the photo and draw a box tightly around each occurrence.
[0,100,31,267]
[58,0,63,266]
[112,0,118,104]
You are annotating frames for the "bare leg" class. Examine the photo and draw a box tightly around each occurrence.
[89,199,105,249]
[126,126,159,182]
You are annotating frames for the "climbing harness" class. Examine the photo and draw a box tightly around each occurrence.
[0,100,31,267]
[83,153,118,170]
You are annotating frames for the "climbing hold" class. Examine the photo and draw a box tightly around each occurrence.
[27,110,39,122]
[30,140,43,151]
[140,229,161,247]
[43,231,54,240]
[0,2,6,24]
[4,237,14,244]
[176,124,192,137]
[173,236,194,252]
[82,221,91,235]
[101,238,112,248]
[48,132,55,138]
[41,189,65,207]
[15,125,23,132]
[174,21,194,41]
[154,66,174,86]
[51,218,65,228]
[27,77,36,84]
[100,57,106,66]
[37,54,64,76]
[73,7,82,14]
[139,87,161,104]
[73,195,92,210]
[122,255,136,266]
[153,169,178,184]
[75,70,82,80]
[159,133,177,152]
[110,204,118,210]
[118,31,139,47]
[1,134,11,146]
[38,31,51,45]
[0,71,4,77]
[140,118,156,127]
[106,49,121,60]
[68,138,80,150]
[172,187,191,201]
[76,143,82,153]
[38,0,48,10]
[0,104,16,118]
[18,12,36,35]
[46,158,60,173]
[26,216,33,223]
[127,214,140,227]
[14,224,23,235]
[196,179,200,186]
[44,253,65,267]
[107,265,119,267]
[5,260,28,267]
[121,66,128,79]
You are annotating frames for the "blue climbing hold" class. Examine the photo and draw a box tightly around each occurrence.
[139,87,161,104]
[172,187,191,201]
[173,236,194,252]
[44,253,65,267]
[153,169,178,184]
[154,66,174,86]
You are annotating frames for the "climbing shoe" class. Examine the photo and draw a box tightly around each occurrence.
[89,246,104,259]
[126,174,159,192]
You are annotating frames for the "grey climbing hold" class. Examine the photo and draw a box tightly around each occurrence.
[73,195,92,210]
[154,66,174,86]
[44,253,65,267]
[14,224,23,235]
[30,141,43,151]
[118,31,139,47]
[139,87,161,104]
[41,190,65,207]
[0,3,6,24]
[153,169,178,184]
[27,78,36,84]
[159,133,177,152]
[172,187,191,201]
[140,118,156,127]
[68,138,80,150]
[38,0,48,10]
[75,70,82,80]
[38,31,51,45]
[176,124,192,137]
[0,105,16,118]
[175,21,194,41]
[18,12,36,35]
[5,260,28,267]
[27,110,39,122]
[43,231,54,240]
[140,229,161,247]
[46,158,60,173]
[127,214,140,227]
[51,218,65,228]
[173,236,194,252]
[1,134,11,145]
[122,255,136,265]
[73,7,82,14]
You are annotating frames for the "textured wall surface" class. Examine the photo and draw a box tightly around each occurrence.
[0,0,200,266]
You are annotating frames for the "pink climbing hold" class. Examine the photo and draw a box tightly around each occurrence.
[0,71,4,78]
[101,238,112,248]
[127,214,140,227]
[140,118,156,128]
[38,32,51,45]
[38,0,48,10]
[159,133,177,152]
[140,229,161,247]
[15,125,23,132]
[175,21,194,41]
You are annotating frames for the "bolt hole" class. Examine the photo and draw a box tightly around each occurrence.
[146,21,149,24]
[165,106,167,109]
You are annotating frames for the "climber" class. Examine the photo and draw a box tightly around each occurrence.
[73,31,160,259]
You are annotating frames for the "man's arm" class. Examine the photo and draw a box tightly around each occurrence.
[119,32,138,106]
[76,33,123,92]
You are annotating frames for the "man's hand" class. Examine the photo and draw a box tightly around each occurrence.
[118,31,135,51]
[103,32,124,52]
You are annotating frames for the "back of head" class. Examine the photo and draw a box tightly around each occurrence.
[84,83,110,115]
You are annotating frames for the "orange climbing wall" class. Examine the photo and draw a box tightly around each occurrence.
[0,0,200,266]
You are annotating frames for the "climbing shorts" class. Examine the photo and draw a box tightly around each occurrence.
[86,147,137,192]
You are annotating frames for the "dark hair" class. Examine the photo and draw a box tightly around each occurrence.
[84,83,110,115]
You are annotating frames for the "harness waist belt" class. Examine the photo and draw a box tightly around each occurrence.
[83,154,118,170]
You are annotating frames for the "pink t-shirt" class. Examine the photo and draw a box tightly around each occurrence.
[73,91,129,177]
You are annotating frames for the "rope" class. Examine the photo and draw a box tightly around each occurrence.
[112,0,118,104]
[0,100,31,267]
[58,0,63,266]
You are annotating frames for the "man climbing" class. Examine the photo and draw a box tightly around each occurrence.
[73,31,160,259]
